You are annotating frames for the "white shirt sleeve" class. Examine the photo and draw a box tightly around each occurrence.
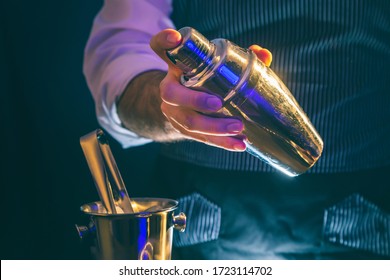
[83,0,174,148]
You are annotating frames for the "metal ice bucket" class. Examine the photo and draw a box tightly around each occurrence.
[77,129,186,259]
[77,198,186,260]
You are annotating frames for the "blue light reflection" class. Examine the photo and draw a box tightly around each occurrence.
[185,40,207,60]
[138,217,147,253]
[219,65,239,85]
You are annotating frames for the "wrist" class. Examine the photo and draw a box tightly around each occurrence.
[117,70,184,142]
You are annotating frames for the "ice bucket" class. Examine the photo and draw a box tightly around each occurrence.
[77,198,186,260]
[77,129,186,259]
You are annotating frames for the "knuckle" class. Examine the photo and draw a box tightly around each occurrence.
[160,102,166,113]
[183,114,195,130]
[159,80,172,100]
[192,93,207,109]
[216,122,226,133]
[160,101,171,117]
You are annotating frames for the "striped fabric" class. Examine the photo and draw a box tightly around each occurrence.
[161,0,390,173]
[323,193,390,256]
[173,192,221,247]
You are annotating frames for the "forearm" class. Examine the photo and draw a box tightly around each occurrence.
[117,70,184,142]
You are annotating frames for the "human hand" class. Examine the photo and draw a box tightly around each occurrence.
[150,29,272,151]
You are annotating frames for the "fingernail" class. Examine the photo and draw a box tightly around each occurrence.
[167,33,181,44]
[233,142,246,151]
[206,97,222,110]
[263,49,273,67]
[226,121,243,133]
[251,45,262,51]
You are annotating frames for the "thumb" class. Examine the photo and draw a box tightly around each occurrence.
[150,29,182,66]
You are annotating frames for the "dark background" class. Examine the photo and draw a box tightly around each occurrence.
[1,0,160,259]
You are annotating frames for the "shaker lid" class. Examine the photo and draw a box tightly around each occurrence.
[166,27,214,74]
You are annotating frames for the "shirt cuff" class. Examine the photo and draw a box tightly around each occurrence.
[96,54,168,148]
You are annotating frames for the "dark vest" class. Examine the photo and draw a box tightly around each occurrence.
[159,0,390,173]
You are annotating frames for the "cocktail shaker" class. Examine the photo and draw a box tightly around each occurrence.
[166,27,323,176]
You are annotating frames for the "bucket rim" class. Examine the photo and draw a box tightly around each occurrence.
[80,197,178,217]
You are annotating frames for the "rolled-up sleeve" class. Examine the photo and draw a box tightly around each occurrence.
[83,0,174,148]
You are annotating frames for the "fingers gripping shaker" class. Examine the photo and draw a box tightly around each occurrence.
[166,27,323,176]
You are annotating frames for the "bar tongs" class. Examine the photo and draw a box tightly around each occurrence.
[80,129,137,214]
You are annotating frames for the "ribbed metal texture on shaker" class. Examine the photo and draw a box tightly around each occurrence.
[167,27,214,74]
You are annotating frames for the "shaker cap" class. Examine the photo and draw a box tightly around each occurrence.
[166,27,214,74]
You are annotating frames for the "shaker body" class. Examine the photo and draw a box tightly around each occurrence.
[167,27,323,176]
[223,54,323,176]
